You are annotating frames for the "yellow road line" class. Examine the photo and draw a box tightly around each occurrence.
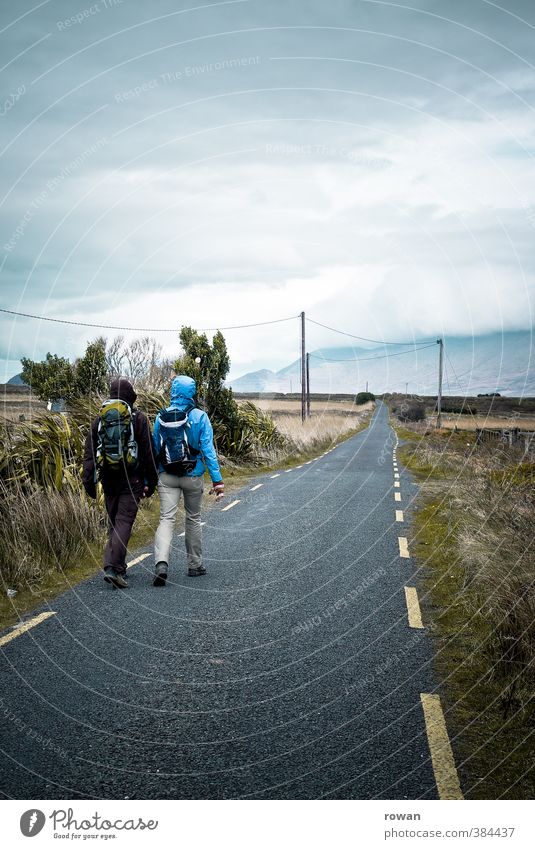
[0,611,56,648]
[250,483,264,491]
[395,510,404,522]
[395,492,402,502]
[127,553,151,569]
[222,499,241,512]
[404,586,424,628]
[420,693,464,800]
[398,536,410,558]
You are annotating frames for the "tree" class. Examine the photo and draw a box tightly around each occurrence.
[173,327,233,416]
[21,337,107,403]
[73,337,107,397]
[356,391,375,405]
[105,335,173,393]
[21,353,75,402]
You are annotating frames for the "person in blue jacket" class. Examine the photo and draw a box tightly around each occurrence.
[152,375,224,585]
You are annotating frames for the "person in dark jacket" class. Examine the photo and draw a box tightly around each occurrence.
[83,377,158,589]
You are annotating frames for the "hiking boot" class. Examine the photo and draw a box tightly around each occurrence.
[103,567,129,589]
[153,561,168,587]
[187,565,207,577]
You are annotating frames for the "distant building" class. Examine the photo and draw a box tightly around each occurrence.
[46,398,67,413]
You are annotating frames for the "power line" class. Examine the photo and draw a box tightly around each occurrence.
[0,307,298,333]
[445,348,468,395]
[309,342,437,363]
[306,316,438,347]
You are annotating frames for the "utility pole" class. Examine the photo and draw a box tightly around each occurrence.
[306,352,311,418]
[300,311,306,423]
[437,338,444,428]
[405,381,408,397]
[366,380,368,393]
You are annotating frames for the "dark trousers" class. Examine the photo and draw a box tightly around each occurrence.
[103,478,143,574]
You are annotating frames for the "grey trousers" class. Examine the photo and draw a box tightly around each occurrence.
[154,472,204,569]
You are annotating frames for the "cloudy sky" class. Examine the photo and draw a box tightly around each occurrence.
[1,0,534,381]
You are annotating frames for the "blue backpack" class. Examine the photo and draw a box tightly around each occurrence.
[157,408,200,475]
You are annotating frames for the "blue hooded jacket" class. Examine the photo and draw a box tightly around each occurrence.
[152,376,222,482]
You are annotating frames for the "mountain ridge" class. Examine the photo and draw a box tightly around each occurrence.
[228,331,534,396]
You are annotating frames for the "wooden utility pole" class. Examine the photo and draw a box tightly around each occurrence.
[300,311,306,423]
[437,338,444,428]
[306,352,311,418]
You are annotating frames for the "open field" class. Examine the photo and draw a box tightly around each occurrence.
[239,396,373,416]
[0,384,46,421]
[432,414,535,431]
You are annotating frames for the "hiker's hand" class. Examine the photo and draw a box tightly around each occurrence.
[210,481,225,501]
[142,485,150,498]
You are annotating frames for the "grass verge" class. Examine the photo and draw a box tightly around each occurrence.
[393,419,535,799]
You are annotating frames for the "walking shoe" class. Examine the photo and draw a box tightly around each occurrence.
[153,561,168,587]
[187,565,207,577]
[103,567,129,589]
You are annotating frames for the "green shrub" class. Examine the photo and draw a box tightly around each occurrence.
[395,401,426,422]
[356,391,375,404]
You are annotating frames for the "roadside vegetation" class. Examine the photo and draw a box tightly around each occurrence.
[390,410,535,799]
[0,328,372,628]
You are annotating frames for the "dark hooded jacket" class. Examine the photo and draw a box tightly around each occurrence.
[82,378,158,497]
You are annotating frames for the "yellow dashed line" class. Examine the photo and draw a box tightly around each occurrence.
[395,492,402,502]
[0,611,56,648]
[404,586,424,628]
[398,536,410,558]
[420,693,464,800]
[222,499,241,512]
[395,510,404,522]
[250,483,263,491]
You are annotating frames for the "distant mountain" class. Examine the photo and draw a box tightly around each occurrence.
[228,331,534,396]
[230,368,278,393]
[7,373,28,386]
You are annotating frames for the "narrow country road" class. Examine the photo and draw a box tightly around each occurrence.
[0,403,453,800]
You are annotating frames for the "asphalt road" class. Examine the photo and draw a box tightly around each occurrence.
[0,402,440,799]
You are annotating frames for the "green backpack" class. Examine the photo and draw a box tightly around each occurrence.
[96,398,139,476]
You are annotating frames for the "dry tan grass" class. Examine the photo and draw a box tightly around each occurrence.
[432,414,535,431]
[248,398,373,415]
[274,412,363,450]
[251,406,372,466]
[0,394,47,422]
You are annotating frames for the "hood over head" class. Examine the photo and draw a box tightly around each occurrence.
[170,375,196,408]
[109,377,137,406]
